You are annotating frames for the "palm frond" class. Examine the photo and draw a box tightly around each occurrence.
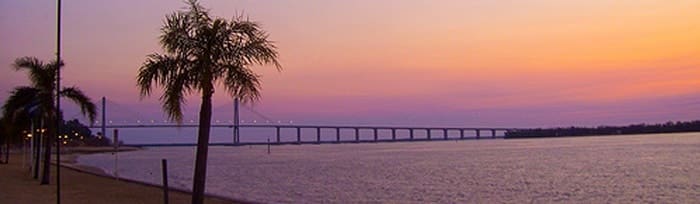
[2,86,40,121]
[139,0,281,122]
[13,57,64,91]
[223,64,261,104]
[160,72,195,123]
[137,53,181,97]
[227,19,281,70]
[60,87,97,123]
[161,12,194,54]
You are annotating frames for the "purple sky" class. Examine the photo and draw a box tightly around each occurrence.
[1,0,699,128]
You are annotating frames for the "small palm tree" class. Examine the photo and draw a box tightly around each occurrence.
[137,0,280,203]
[3,57,96,184]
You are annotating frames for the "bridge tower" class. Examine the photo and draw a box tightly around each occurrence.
[101,96,106,139]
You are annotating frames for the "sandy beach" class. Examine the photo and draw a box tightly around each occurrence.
[0,148,239,204]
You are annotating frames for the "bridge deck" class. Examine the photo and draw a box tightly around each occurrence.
[91,124,514,145]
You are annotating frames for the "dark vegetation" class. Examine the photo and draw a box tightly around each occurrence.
[136,1,281,203]
[1,56,96,185]
[59,119,113,146]
[505,120,700,138]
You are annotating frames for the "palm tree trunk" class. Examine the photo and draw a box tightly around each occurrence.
[40,115,54,185]
[3,140,8,164]
[191,90,213,204]
[0,137,4,164]
[33,124,41,179]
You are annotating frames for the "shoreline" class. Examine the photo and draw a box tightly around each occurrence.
[0,151,241,204]
[61,146,256,204]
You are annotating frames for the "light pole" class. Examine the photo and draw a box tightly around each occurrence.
[55,0,62,204]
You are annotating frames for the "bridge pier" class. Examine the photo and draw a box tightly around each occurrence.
[296,127,301,144]
[336,128,340,142]
[410,129,414,140]
[476,129,480,139]
[276,127,280,143]
[355,128,359,142]
[427,129,431,140]
[460,129,464,139]
[391,129,396,140]
[443,129,448,140]
[317,127,321,143]
[492,129,496,138]
[373,128,378,141]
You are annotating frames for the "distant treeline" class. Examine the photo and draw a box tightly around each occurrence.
[505,120,700,138]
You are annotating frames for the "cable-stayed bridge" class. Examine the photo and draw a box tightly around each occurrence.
[89,97,519,146]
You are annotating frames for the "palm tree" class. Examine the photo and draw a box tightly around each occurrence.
[2,87,41,175]
[137,1,280,203]
[0,117,8,164]
[4,56,96,184]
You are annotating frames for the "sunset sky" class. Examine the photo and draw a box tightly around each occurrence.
[1,0,699,128]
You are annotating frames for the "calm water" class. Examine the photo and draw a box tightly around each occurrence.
[77,133,700,203]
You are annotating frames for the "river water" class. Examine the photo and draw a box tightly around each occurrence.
[77,133,700,203]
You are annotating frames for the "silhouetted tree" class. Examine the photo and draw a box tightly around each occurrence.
[137,1,280,203]
[4,57,96,184]
[60,119,111,146]
[505,120,700,138]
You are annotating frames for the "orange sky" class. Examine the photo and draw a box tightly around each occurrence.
[1,0,699,127]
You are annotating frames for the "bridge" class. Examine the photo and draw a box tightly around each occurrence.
[90,97,519,146]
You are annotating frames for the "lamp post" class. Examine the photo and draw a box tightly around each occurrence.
[55,0,63,203]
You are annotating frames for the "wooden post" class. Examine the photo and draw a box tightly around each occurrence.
[101,97,106,146]
[233,98,239,144]
[267,138,271,154]
[373,128,378,141]
[276,127,280,143]
[113,129,119,180]
[161,159,169,204]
